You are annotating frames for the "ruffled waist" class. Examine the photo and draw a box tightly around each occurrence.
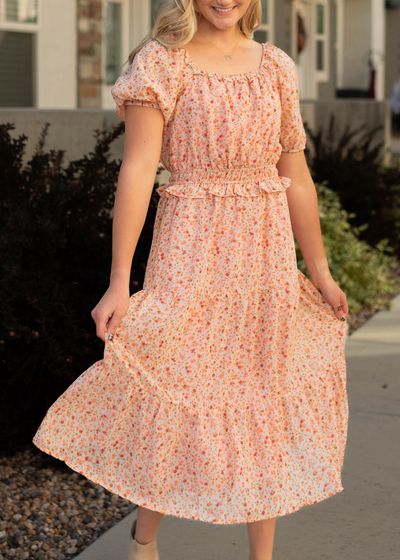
[156,166,291,198]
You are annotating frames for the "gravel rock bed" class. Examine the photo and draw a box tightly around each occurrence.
[0,448,137,560]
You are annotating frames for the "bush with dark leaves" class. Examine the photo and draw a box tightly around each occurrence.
[304,114,400,258]
[0,122,160,455]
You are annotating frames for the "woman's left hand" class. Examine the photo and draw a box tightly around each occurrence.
[312,276,349,321]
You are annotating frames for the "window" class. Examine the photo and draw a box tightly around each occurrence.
[151,0,164,23]
[0,0,38,23]
[315,1,328,79]
[0,30,34,106]
[254,0,274,44]
[0,0,37,106]
[105,2,122,85]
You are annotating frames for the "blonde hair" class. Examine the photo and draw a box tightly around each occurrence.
[126,0,262,66]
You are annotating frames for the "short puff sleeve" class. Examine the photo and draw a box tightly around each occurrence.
[111,39,180,125]
[275,49,307,153]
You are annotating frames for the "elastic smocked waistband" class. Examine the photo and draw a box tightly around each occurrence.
[168,165,280,184]
[156,165,292,198]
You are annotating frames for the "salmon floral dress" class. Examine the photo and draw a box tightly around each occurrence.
[32,38,349,524]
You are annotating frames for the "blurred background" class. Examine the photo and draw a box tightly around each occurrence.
[1,2,400,560]
[1,0,400,161]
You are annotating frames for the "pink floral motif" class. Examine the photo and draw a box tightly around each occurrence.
[32,39,349,525]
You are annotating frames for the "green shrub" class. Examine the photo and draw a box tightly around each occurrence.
[296,182,400,315]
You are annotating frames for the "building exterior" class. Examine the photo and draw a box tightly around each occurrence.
[0,0,396,110]
[386,0,400,102]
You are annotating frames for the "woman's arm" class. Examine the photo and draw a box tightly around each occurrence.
[91,104,164,341]
[110,104,163,285]
[276,151,349,321]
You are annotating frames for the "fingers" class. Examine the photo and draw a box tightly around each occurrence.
[91,290,131,343]
[334,291,349,322]
[105,313,125,340]
[91,310,126,343]
[91,309,115,343]
[313,280,349,322]
[91,312,110,343]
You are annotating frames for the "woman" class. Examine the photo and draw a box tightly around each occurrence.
[33,1,349,559]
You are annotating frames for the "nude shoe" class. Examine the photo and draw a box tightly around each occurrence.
[129,519,160,560]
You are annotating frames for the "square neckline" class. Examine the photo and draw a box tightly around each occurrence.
[176,41,269,81]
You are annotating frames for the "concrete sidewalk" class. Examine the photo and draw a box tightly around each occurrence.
[75,295,400,560]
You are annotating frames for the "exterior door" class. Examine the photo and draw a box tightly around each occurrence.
[293,0,316,100]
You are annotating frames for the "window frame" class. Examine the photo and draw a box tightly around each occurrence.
[0,0,38,107]
[101,0,132,108]
[255,0,275,45]
[314,0,329,82]
[0,0,39,31]
[103,0,123,86]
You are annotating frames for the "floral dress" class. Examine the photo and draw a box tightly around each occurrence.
[32,38,349,524]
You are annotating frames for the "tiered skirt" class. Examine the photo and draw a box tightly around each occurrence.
[33,168,349,524]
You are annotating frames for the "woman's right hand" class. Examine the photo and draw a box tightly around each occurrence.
[91,284,131,342]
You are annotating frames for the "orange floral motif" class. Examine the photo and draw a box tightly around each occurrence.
[33,39,349,524]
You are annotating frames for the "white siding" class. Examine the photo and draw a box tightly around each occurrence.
[371,0,385,100]
[342,0,371,90]
[37,0,77,108]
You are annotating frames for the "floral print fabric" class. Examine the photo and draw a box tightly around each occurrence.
[32,39,349,524]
